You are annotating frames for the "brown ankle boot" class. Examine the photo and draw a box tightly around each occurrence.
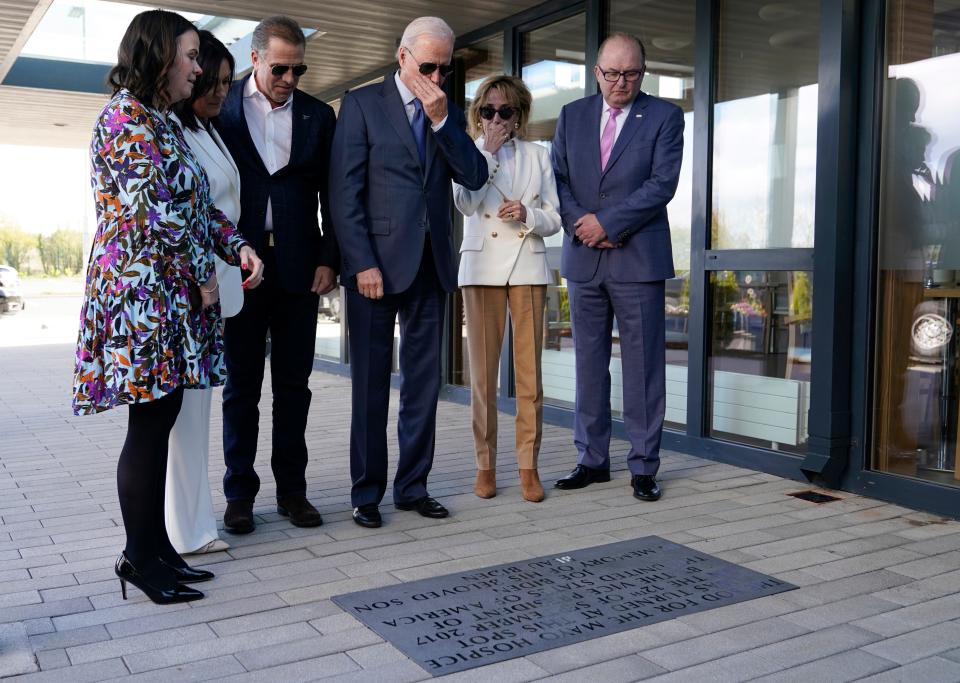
[474,469,496,498]
[519,469,544,502]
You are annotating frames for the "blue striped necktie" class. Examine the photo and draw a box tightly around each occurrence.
[411,98,427,167]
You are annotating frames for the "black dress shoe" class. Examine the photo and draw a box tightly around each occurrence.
[115,554,204,605]
[277,496,323,528]
[554,465,611,490]
[224,500,255,535]
[353,505,382,528]
[159,558,214,584]
[395,496,449,519]
[632,475,662,502]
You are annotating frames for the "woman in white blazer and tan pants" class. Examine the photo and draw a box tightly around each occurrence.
[454,75,561,503]
[167,32,244,554]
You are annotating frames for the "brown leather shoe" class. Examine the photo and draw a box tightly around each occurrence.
[277,496,323,528]
[474,469,496,499]
[519,469,544,502]
[223,500,255,535]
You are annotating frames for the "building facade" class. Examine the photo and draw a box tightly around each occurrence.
[310,0,960,518]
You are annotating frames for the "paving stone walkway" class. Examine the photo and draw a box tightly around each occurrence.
[2,343,960,681]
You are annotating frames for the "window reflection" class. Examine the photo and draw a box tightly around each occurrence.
[708,271,813,453]
[711,0,819,250]
[873,1,960,487]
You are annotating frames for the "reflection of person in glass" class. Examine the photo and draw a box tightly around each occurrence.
[880,78,929,272]
[552,33,684,502]
[453,75,562,503]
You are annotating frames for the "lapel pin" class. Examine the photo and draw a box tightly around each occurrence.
[636,113,643,118]
[302,114,311,120]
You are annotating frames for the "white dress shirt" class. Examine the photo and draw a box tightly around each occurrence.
[243,75,293,231]
[394,72,447,131]
[599,98,634,145]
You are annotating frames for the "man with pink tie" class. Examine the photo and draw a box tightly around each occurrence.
[551,32,684,501]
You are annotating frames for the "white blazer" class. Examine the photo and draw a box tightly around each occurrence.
[454,137,561,286]
[175,115,244,318]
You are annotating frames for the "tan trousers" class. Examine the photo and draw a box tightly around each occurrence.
[462,285,546,470]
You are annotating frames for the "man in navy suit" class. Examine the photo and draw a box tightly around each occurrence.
[215,16,339,533]
[330,16,487,528]
[552,33,684,502]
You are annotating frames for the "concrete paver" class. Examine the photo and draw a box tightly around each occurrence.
[3,344,960,681]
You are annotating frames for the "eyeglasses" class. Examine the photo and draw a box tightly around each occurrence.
[478,105,517,121]
[270,63,308,77]
[597,67,643,83]
[403,47,454,79]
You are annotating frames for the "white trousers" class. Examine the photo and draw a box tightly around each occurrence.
[165,387,219,554]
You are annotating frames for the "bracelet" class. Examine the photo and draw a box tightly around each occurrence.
[199,281,219,294]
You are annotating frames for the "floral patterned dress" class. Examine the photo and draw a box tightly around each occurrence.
[73,89,248,415]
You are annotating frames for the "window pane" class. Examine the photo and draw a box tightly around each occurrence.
[608,0,695,426]
[708,271,813,452]
[711,0,819,249]
[520,13,586,409]
[872,1,960,487]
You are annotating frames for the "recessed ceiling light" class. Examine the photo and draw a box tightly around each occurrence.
[759,3,802,22]
[652,37,691,51]
[769,29,813,47]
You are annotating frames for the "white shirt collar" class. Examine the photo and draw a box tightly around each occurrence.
[244,73,293,110]
[394,71,415,106]
[602,98,634,118]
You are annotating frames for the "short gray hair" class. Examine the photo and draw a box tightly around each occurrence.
[398,16,454,55]
[252,15,305,54]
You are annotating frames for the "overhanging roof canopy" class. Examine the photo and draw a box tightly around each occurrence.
[0,0,543,148]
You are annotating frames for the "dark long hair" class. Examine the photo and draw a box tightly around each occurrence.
[107,9,197,108]
[172,31,235,131]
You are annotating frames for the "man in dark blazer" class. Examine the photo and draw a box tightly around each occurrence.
[215,16,339,533]
[552,32,684,502]
[330,16,487,528]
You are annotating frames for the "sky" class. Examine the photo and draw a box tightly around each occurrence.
[0,144,90,235]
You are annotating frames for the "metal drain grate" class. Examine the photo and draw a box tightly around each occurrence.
[788,490,843,504]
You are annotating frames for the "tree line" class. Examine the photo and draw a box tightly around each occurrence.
[0,221,84,276]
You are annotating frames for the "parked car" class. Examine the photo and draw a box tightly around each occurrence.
[0,265,24,314]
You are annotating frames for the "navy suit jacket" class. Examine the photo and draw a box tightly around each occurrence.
[552,92,683,283]
[329,75,487,294]
[216,76,340,292]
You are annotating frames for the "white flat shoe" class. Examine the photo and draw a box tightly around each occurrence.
[185,538,230,555]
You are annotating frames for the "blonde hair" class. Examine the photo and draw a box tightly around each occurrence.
[467,74,533,140]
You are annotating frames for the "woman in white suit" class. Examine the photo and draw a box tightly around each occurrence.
[453,75,561,503]
[167,31,244,554]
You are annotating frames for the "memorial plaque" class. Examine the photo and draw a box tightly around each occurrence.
[332,536,795,675]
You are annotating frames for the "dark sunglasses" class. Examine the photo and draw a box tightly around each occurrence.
[270,63,308,77]
[403,48,454,78]
[478,105,517,120]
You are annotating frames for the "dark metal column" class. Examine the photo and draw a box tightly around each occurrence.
[801,0,862,485]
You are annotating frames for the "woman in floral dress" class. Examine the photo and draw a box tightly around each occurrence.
[72,9,263,604]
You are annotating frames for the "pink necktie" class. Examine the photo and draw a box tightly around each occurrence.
[600,106,622,171]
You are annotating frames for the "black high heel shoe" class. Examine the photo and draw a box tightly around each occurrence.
[115,554,204,604]
[159,557,214,584]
